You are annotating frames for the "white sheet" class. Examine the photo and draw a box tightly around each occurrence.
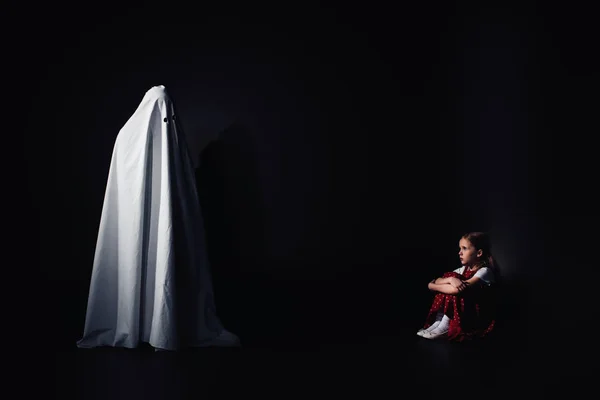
[77,85,239,350]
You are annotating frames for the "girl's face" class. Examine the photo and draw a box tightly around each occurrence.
[458,238,482,267]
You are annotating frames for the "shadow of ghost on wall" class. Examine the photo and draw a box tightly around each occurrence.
[194,120,267,277]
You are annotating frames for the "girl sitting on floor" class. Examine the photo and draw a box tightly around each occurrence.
[417,231,499,341]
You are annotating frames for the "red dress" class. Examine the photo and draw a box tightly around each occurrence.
[423,268,496,341]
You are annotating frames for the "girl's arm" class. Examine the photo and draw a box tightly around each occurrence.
[429,276,485,294]
[428,281,460,294]
[462,276,485,288]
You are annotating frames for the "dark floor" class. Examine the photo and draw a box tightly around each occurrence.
[53,330,590,399]
[47,270,595,398]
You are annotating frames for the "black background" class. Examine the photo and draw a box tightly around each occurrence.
[8,0,598,384]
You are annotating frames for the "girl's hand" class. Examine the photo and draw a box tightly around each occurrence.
[448,277,468,292]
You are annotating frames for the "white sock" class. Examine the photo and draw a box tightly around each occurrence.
[425,321,440,332]
[429,315,450,334]
[423,312,443,332]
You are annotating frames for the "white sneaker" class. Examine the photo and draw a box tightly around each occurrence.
[416,329,426,336]
[422,329,448,340]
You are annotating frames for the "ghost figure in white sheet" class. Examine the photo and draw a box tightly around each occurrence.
[77,85,239,350]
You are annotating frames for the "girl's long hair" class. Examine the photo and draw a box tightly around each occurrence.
[462,231,500,276]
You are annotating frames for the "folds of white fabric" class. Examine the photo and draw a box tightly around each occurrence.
[77,85,239,350]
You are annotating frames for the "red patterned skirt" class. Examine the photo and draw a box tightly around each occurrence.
[423,271,496,341]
